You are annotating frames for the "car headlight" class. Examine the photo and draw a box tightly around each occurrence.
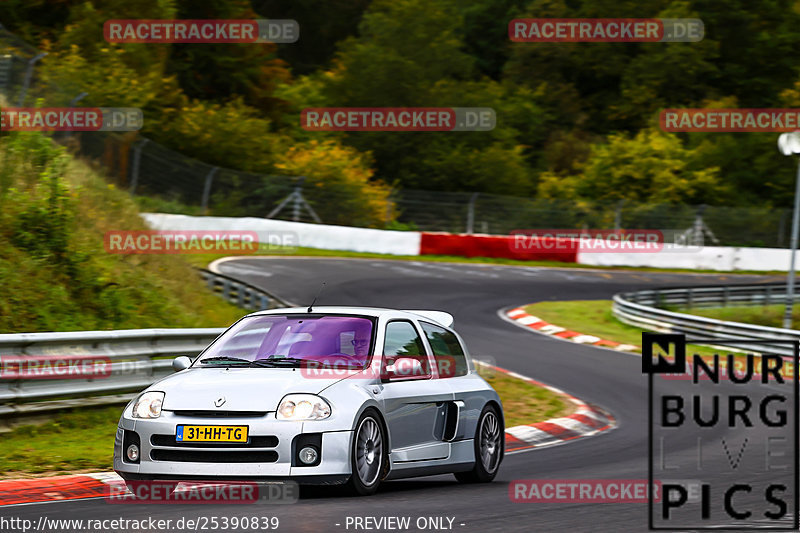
[276,394,331,421]
[132,391,165,419]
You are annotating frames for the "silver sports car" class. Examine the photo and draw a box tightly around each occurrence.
[113,306,504,495]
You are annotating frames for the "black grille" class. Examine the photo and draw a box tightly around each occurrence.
[151,434,278,448]
[170,410,267,418]
[150,449,279,463]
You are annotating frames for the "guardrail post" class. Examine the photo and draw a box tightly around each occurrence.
[238,285,246,308]
[766,286,772,306]
[723,286,729,307]
[687,288,694,309]
[222,279,231,301]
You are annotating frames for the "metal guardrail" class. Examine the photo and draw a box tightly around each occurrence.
[198,268,291,310]
[613,282,800,356]
[0,328,224,421]
[0,269,289,423]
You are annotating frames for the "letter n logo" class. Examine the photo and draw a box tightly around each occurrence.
[642,333,686,374]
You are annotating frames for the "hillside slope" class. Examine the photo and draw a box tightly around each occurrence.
[0,132,244,333]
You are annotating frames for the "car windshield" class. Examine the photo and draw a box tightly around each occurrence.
[195,315,374,369]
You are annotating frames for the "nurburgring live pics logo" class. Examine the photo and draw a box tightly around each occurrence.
[643,333,798,530]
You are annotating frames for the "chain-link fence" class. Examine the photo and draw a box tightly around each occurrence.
[0,25,793,247]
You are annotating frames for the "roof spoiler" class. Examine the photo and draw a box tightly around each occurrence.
[406,310,454,328]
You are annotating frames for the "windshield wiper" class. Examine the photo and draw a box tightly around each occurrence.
[200,356,252,365]
[250,357,306,367]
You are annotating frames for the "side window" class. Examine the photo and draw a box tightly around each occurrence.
[383,321,429,375]
[420,322,468,378]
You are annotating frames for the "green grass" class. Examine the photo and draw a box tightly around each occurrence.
[0,132,245,333]
[0,407,121,478]
[674,304,800,329]
[481,367,571,427]
[521,300,721,358]
[0,371,569,477]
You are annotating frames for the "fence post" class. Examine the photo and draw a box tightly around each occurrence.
[384,187,394,227]
[62,92,88,141]
[129,138,149,194]
[613,200,625,230]
[16,52,46,107]
[779,209,789,248]
[466,193,479,234]
[201,167,219,212]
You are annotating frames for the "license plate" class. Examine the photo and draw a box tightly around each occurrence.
[176,425,248,443]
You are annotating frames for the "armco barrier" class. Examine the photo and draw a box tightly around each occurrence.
[0,270,287,421]
[419,232,578,262]
[198,268,288,310]
[613,282,800,357]
[0,329,224,419]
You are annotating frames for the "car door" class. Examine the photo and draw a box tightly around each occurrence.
[377,319,453,462]
[419,321,487,443]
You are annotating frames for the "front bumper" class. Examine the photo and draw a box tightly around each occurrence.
[114,410,353,481]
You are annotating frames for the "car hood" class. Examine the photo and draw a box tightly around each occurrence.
[155,367,345,412]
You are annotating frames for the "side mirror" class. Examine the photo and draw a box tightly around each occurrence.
[172,356,192,372]
[382,356,425,381]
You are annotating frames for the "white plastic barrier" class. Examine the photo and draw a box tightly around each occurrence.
[578,246,792,271]
[143,213,794,270]
[142,213,422,256]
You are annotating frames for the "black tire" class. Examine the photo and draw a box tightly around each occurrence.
[345,409,388,496]
[455,404,503,483]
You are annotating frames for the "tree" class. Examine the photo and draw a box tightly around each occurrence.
[538,128,725,205]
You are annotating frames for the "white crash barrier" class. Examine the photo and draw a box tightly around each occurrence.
[579,246,792,271]
[143,213,793,270]
[142,213,422,256]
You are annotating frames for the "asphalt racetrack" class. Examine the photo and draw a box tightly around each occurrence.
[9,258,785,532]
